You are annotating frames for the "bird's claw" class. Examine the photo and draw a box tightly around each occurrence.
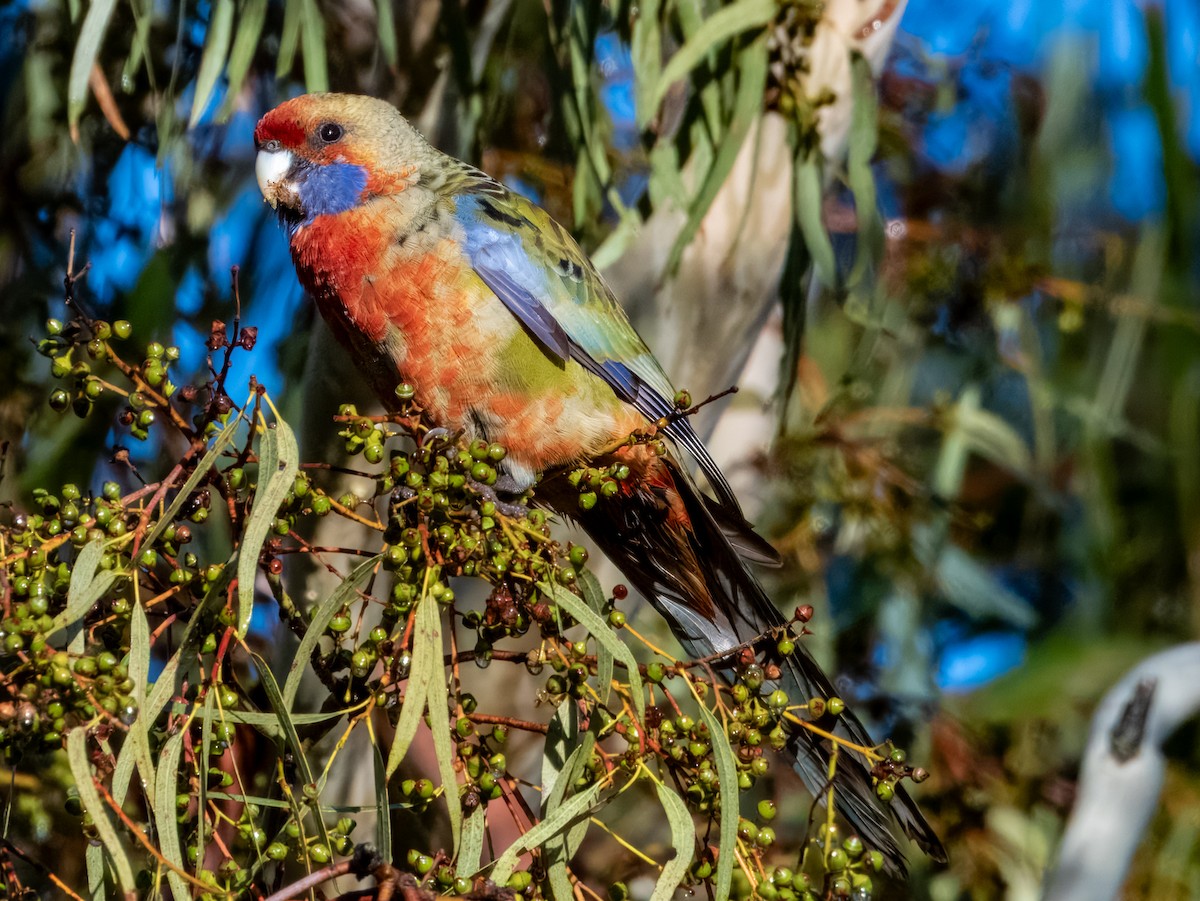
[466,478,530,518]
[419,427,453,448]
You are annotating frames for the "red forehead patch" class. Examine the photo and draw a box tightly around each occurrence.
[254,114,307,149]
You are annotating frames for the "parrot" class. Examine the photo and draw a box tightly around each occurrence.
[254,92,946,875]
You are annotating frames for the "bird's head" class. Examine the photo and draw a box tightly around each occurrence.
[254,93,436,226]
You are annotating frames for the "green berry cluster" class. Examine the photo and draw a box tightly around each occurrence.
[38,316,187,441]
[566,459,636,510]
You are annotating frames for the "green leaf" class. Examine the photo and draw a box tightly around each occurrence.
[153,728,191,899]
[217,0,269,121]
[696,702,737,901]
[665,31,769,274]
[67,0,119,138]
[649,780,693,901]
[108,599,158,844]
[252,650,334,853]
[189,0,234,127]
[48,540,117,641]
[844,52,884,298]
[222,708,348,732]
[385,571,440,780]
[630,0,662,130]
[646,0,774,115]
[420,585,462,852]
[458,805,486,878]
[794,147,836,287]
[490,779,604,886]
[67,729,137,894]
[143,409,244,552]
[282,554,382,710]
[540,582,644,720]
[540,702,596,900]
[238,416,299,638]
[579,571,613,705]
[144,565,233,723]
[277,0,300,77]
[375,0,398,67]
[254,651,317,788]
[676,0,725,144]
[299,0,328,92]
[85,844,105,900]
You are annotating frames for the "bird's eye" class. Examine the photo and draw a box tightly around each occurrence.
[318,123,344,143]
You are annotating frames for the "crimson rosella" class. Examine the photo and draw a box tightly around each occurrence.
[254,93,945,874]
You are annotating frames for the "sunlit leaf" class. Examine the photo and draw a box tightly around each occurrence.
[489,779,604,886]
[649,780,693,901]
[422,582,462,852]
[540,581,644,720]
[665,31,768,274]
[697,702,738,901]
[67,729,136,894]
[299,0,328,92]
[237,415,299,638]
[153,728,191,899]
[646,0,774,114]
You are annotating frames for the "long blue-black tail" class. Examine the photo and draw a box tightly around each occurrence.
[542,450,946,877]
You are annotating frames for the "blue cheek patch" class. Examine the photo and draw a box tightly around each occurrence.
[296,161,369,223]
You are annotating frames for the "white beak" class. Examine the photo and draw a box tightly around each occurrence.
[255,149,294,208]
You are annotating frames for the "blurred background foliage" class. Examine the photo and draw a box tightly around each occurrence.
[1,0,1199,897]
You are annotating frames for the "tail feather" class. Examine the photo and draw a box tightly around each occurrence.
[540,448,946,876]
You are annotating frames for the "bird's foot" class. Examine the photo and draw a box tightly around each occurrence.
[466,478,530,518]
[418,427,454,448]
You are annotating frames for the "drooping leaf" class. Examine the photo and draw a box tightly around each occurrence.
[298,0,328,92]
[282,554,382,709]
[237,416,298,638]
[189,0,235,128]
[47,540,116,642]
[385,571,441,780]
[421,583,462,851]
[489,779,605,886]
[697,702,738,901]
[218,0,269,121]
[580,571,613,704]
[153,727,191,899]
[67,0,119,140]
[540,582,644,720]
[67,729,137,894]
[649,780,693,901]
[646,0,774,114]
[665,31,769,274]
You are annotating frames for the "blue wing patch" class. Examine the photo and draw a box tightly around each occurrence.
[456,196,571,362]
[455,193,743,515]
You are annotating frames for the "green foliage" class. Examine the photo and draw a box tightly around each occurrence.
[0,281,925,897]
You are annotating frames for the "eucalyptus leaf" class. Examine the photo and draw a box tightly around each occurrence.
[647,0,774,114]
[540,582,644,720]
[217,0,269,121]
[67,0,119,138]
[649,780,693,901]
[153,728,191,899]
[237,417,299,638]
[67,729,137,894]
[282,554,382,710]
[189,0,234,127]
[697,702,738,901]
[489,779,604,886]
